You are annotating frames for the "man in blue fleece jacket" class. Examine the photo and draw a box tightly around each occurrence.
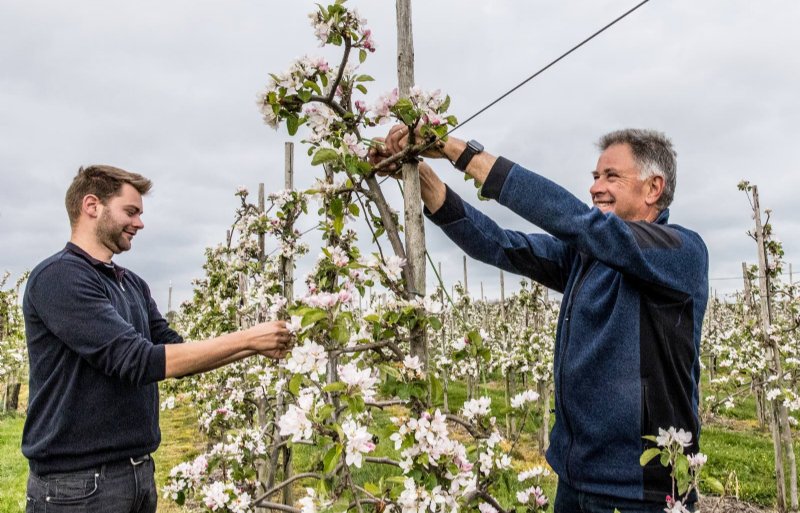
[373,126,708,512]
[22,165,292,513]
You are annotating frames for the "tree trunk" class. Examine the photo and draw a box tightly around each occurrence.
[4,382,21,412]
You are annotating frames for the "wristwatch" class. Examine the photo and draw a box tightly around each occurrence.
[454,139,484,171]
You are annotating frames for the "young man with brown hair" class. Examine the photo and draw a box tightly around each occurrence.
[23,165,291,513]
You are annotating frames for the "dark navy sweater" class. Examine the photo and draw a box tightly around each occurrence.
[427,158,708,501]
[22,243,182,474]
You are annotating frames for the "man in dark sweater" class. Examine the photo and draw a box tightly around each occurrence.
[22,165,291,513]
[371,127,708,513]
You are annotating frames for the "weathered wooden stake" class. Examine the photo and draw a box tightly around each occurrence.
[396,0,427,371]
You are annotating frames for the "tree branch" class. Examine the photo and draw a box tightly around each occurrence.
[253,501,302,513]
[444,413,486,439]
[328,37,352,103]
[364,456,402,467]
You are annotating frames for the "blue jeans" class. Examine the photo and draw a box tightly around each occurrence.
[26,455,157,513]
[554,479,695,513]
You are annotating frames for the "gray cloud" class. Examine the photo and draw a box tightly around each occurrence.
[2,0,798,310]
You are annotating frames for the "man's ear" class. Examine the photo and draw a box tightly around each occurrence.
[645,175,665,207]
[82,194,102,219]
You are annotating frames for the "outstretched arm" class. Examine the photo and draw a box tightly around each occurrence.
[164,321,291,378]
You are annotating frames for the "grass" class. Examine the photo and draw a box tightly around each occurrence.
[0,414,27,512]
[0,377,796,511]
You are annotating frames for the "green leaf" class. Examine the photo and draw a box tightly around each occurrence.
[305,80,322,95]
[364,482,381,495]
[302,308,328,327]
[639,448,661,467]
[704,476,725,495]
[324,382,347,392]
[386,476,407,485]
[312,148,339,166]
[323,443,343,473]
[440,95,451,112]
[289,373,303,396]
[355,84,368,95]
[428,317,442,330]
[356,74,375,82]
[641,435,658,443]
[287,115,300,136]
[430,375,443,403]
[330,197,344,217]
[348,203,360,217]
[359,49,367,63]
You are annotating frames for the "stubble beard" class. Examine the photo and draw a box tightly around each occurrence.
[96,209,131,255]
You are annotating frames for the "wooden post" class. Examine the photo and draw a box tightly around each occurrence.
[281,143,295,506]
[396,0,427,370]
[463,256,468,296]
[258,183,266,261]
[752,186,795,511]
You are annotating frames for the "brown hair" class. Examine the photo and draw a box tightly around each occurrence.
[65,165,152,226]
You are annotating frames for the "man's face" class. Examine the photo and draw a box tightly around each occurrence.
[95,183,144,255]
[590,143,652,222]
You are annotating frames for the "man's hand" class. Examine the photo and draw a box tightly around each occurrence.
[367,137,399,176]
[164,320,292,378]
[245,320,292,360]
[384,124,449,159]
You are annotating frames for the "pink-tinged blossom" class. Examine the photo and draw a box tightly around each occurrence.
[339,362,379,400]
[511,389,540,409]
[361,29,376,52]
[202,481,230,510]
[297,488,321,513]
[303,104,336,143]
[656,427,693,448]
[687,452,707,468]
[479,503,497,513]
[403,355,424,379]
[303,291,339,309]
[355,100,368,114]
[287,315,303,334]
[328,246,349,267]
[461,396,491,421]
[343,132,368,158]
[518,465,551,482]
[284,341,328,378]
[341,417,376,468]
[383,255,406,281]
[278,393,315,442]
[372,88,400,123]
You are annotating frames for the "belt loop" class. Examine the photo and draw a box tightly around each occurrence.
[130,454,150,466]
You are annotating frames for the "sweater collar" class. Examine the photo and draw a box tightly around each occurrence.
[65,242,127,282]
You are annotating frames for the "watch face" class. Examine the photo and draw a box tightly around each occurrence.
[468,140,484,153]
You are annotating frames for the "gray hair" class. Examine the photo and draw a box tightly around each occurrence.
[597,128,677,210]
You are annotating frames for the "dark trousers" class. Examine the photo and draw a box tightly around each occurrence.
[26,455,157,513]
[554,479,695,513]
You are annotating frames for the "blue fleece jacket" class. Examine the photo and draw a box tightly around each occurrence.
[22,243,183,474]
[426,157,708,501]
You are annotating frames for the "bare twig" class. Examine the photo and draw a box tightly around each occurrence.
[364,456,402,467]
[444,413,486,439]
[253,501,301,513]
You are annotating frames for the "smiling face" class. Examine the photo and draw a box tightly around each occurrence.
[95,183,144,255]
[590,143,659,222]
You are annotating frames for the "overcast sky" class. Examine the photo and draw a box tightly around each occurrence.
[2,0,798,312]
